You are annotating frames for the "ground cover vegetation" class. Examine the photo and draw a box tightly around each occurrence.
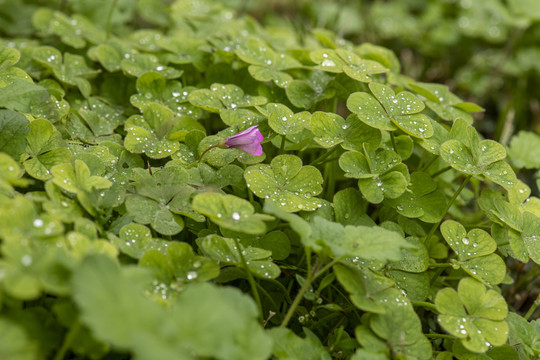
[0,0,539,359]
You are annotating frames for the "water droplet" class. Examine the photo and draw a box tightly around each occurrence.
[21,255,32,266]
[232,212,240,220]
[33,219,44,227]
[462,237,470,245]
[321,59,336,67]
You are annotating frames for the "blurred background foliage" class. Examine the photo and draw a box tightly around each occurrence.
[2,0,539,140]
[224,0,540,143]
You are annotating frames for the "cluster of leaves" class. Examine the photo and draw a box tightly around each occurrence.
[238,0,540,146]
[0,0,539,359]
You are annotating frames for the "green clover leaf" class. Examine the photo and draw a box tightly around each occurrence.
[285,70,335,109]
[86,38,137,72]
[236,38,302,87]
[32,46,99,97]
[506,312,540,359]
[339,145,408,204]
[245,154,323,212]
[130,72,203,118]
[388,236,430,273]
[0,79,50,114]
[521,211,540,265]
[480,188,540,264]
[110,223,170,259]
[120,52,182,79]
[310,48,388,82]
[334,263,395,314]
[139,241,219,289]
[199,234,280,279]
[23,119,72,180]
[441,220,506,285]
[310,112,381,150]
[371,82,434,138]
[440,120,517,189]
[0,109,30,158]
[369,287,433,359]
[33,9,106,49]
[50,159,112,216]
[268,328,332,360]
[192,193,273,235]
[435,277,509,353]
[124,166,199,236]
[188,83,267,113]
[507,131,540,169]
[265,203,411,262]
[0,154,30,196]
[385,172,446,223]
[333,188,373,227]
[0,46,20,71]
[157,35,210,71]
[417,118,449,155]
[410,82,483,123]
[68,97,126,144]
[50,159,111,194]
[266,103,310,135]
[124,103,184,159]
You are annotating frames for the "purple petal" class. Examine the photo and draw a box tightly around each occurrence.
[236,141,263,156]
[224,125,264,155]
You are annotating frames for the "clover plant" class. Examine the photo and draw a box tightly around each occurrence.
[0,1,539,359]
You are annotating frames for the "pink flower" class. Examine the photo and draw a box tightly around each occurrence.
[222,125,264,156]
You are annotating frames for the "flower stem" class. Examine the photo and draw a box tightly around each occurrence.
[197,144,219,164]
[233,238,263,323]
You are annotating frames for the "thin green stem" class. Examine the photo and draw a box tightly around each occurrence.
[105,0,119,39]
[233,238,263,322]
[420,155,438,172]
[280,255,345,328]
[430,267,446,286]
[197,144,218,164]
[325,161,336,201]
[425,175,471,244]
[266,278,292,304]
[280,135,286,154]
[525,293,540,320]
[305,249,312,277]
[413,301,439,313]
[255,282,280,316]
[390,132,397,153]
[280,271,313,328]
[317,156,341,166]
[312,146,339,166]
[54,321,80,360]
[431,166,452,178]
[314,256,346,281]
[331,97,338,113]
